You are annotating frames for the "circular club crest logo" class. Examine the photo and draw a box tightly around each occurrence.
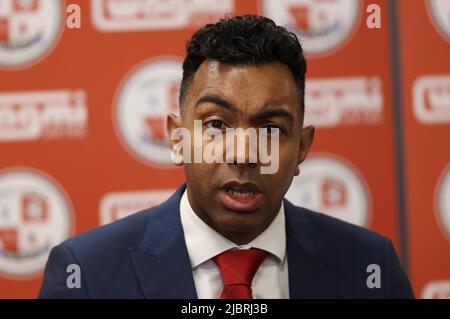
[427,0,450,42]
[436,164,450,242]
[285,154,371,227]
[261,0,361,56]
[0,168,73,279]
[114,58,182,166]
[0,0,64,69]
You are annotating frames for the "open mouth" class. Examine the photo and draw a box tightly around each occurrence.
[226,188,255,198]
[219,181,263,212]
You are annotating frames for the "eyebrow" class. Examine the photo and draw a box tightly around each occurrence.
[195,94,237,112]
[195,93,295,123]
[252,108,295,124]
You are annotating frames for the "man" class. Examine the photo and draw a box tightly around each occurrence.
[39,15,414,299]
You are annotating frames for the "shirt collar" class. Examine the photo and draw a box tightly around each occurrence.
[180,188,286,269]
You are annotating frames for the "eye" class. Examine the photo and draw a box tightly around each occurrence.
[205,119,226,130]
[262,124,283,135]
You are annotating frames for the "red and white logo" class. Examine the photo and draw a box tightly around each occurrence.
[0,90,88,142]
[114,58,182,166]
[285,154,371,227]
[91,0,234,32]
[99,189,174,225]
[422,280,450,299]
[427,0,450,42]
[0,0,63,69]
[436,163,450,242]
[304,77,383,127]
[413,75,450,124]
[261,0,361,56]
[0,168,73,279]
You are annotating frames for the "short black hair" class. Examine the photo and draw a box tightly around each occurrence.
[179,14,307,122]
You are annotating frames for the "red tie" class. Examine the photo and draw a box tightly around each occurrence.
[213,248,268,299]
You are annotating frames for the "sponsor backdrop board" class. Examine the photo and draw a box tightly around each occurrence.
[398,0,450,299]
[267,0,399,247]
[0,0,448,298]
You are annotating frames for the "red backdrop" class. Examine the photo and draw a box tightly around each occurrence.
[398,0,450,299]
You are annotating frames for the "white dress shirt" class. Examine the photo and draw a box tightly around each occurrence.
[179,189,290,299]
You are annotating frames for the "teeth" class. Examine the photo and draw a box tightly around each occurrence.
[227,188,254,198]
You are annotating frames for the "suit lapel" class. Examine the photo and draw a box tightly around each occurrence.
[284,199,337,298]
[129,184,198,299]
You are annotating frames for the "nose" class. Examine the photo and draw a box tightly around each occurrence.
[231,159,257,169]
[225,128,259,168]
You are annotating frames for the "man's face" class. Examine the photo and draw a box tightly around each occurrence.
[168,60,314,244]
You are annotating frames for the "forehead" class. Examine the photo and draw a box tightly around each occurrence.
[186,60,299,112]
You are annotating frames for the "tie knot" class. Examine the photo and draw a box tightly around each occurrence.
[213,248,268,286]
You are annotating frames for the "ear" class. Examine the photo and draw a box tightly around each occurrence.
[166,112,184,165]
[294,125,315,176]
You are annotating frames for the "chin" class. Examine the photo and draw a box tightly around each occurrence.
[214,212,261,233]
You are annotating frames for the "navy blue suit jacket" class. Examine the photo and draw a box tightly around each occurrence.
[39,183,414,298]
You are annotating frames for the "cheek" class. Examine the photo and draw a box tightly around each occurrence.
[184,163,206,180]
[262,145,297,184]
[184,163,217,191]
[279,140,299,168]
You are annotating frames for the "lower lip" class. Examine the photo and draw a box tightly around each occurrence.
[218,189,263,212]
